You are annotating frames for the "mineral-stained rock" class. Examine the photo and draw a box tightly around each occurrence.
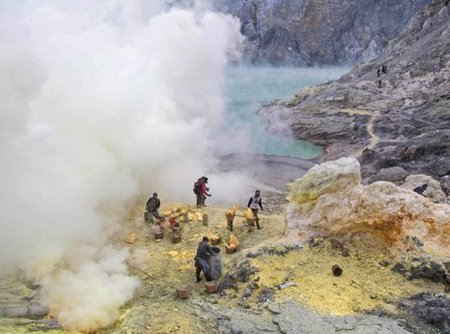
[409,260,446,282]
[257,287,275,303]
[287,158,450,256]
[392,262,408,274]
[289,157,361,203]
[246,244,301,259]
[220,258,259,291]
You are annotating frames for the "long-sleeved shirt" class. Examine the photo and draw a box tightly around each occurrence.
[146,197,160,212]
[248,196,263,210]
[195,241,213,261]
[199,181,210,197]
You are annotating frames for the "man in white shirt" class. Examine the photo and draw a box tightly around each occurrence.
[247,190,263,230]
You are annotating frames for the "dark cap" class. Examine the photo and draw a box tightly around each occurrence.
[202,236,209,242]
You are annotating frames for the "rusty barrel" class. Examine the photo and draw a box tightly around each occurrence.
[332,264,343,277]
[208,246,222,281]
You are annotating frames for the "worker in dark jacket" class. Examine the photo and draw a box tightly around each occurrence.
[194,236,213,282]
[145,193,164,224]
[248,189,263,230]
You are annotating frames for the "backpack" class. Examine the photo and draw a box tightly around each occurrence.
[193,180,201,195]
[146,197,157,211]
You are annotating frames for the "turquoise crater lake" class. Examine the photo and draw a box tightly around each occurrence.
[225,65,348,159]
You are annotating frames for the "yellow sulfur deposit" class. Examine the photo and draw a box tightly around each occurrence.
[250,243,443,315]
[166,250,179,257]
[125,232,137,244]
[166,250,194,261]
[178,264,193,271]
[223,234,239,253]
[244,208,254,220]
[162,206,204,222]
[226,204,239,217]
[207,230,222,245]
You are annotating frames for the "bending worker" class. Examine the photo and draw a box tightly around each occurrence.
[194,236,213,282]
[145,192,164,224]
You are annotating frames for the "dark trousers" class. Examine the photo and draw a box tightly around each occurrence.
[196,195,206,208]
[195,264,211,282]
[145,210,163,224]
[251,209,260,229]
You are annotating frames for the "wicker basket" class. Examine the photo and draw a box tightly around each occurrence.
[172,234,181,243]
[205,281,219,293]
[176,287,190,299]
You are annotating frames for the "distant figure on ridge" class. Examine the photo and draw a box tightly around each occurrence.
[413,184,428,196]
[377,68,381,77]
[145,193,164,224]
[377,79,382,88]
[382,64,387,74]
[194,236,213,282]
[248,189,263,230]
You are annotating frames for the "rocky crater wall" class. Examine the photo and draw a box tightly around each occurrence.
[259,0,450,186]
[211,0,433,65]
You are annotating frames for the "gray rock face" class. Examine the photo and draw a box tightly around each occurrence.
[391,256,449,289]
[272,302,336,333]
[210,0,433,65]
[399,294,450,334]
[192,300,412,334]
[441,175,450,196]
[259,0,450,182]
[409,262,446,282]
[371,167,409,184]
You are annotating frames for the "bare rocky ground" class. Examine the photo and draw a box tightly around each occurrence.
[1,191,448,333]
[0,202,287,333]
[259,0,450,192]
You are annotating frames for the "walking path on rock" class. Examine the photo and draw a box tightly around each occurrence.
[340,108,380,154]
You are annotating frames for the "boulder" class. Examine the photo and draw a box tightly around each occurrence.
[401,174,447,203]
[440,175,450,196]
[410,294,450,334]
[371,166,409,183]
[409,260,446,282]
[290,157,361,203]
[287,158,450,255]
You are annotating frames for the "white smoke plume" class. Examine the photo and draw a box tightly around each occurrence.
[0,0,243,331]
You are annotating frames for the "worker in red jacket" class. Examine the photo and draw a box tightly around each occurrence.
[198,176,211,207]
